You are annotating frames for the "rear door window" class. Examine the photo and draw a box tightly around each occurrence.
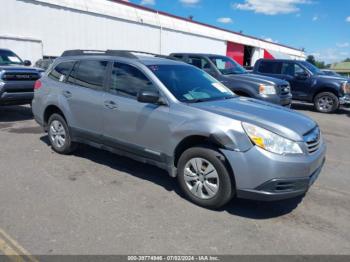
[49,61,75,82]
[66,60,108,90]
[109,62,156,98]
[258,61,282,74]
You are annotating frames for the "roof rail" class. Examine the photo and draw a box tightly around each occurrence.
[61,49,137,59]
[61,49,179,60]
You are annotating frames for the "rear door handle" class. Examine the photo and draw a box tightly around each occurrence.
[63,90,72,98]
[104,100,118,110]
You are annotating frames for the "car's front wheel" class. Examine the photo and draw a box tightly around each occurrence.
[48,113,77,154]
[314,92,339,113]
[177,147,235,209]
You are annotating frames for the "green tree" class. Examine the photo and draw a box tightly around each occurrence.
[343,58,350,62]
[306,55,316,65]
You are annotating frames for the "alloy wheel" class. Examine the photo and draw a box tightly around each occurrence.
[317,95,334,112]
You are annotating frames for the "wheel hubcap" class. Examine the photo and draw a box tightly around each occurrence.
[49,120,66,148]
[318,96,334,111]
[183,157,219,200]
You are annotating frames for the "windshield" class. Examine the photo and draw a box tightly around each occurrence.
[0,50,23,65]
[209,56,246,75]
[300,61,324,75]
[148,64,235,103]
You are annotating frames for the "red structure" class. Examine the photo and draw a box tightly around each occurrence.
[226,42,244,65]
[264,50,275,59]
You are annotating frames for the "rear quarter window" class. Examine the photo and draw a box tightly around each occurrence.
[49,61,75,82]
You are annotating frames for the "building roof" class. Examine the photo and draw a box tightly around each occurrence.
[331,62,350,72]
[111,0,302,52]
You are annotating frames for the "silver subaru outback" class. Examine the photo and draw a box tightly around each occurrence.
[32,50,326,209]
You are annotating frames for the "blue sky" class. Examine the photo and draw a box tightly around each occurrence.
[123,0,350,63]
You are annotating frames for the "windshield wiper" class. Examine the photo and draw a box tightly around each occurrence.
[187,96,235,103]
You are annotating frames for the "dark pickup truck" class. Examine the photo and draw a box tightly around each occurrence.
[170,53,292,107]
[0,49,42,106]
[253,59,350,113]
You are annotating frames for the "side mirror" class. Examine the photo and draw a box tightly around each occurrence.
[137,90,161,104]
[295,72,309,80]
[24,60,32,66]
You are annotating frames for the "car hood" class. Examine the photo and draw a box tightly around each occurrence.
[316,74,347,82]
[224,73,288,86]
[190,97,316,141]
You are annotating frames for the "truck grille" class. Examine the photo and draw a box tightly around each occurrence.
[304,127,321,154]
[2,72,40,81]
[279,84,290,96]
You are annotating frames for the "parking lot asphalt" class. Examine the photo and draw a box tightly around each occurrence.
[0,104,350,256]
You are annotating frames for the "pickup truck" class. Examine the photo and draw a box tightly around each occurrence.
[170,53,292,107]
[0,49,42,106]
[253,59,350,113]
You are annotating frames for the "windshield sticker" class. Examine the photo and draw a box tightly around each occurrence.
[212,82,229,93]
[8,56,21,63]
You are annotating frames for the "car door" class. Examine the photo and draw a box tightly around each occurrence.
[102,61,171,161]
[281,62,312,99]
[63,59,108,141]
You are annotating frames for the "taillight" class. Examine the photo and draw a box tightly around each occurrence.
[34,80,42,90]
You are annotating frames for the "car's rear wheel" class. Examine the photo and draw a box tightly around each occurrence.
[314,92,339,113]
[177,147,234,209]
[48,113,77,154]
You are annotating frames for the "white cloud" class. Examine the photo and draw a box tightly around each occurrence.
[140,0,155,5]
[179,0,200,7]
[264,37,279,43]
[217,17,233,24]
[346,16,350,22]
[233,0,312,15]
[336,42,349,48]
[310,48,346,63]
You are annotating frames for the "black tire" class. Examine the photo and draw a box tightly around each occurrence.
[314,92,339,113]
[48,113,77,154]
[177,146,235,209]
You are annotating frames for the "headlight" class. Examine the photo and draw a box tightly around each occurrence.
[341,82,350,94]
[259,84,276,95]
[242,122,303,155]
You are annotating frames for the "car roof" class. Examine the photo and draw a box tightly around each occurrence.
[258,58,306,63]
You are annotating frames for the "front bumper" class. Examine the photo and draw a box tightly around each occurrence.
[258,94,292,107]
[339,94,350,105]
[220,142,326,201]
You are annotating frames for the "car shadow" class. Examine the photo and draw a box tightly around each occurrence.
[0,105,33,122]
[40,137,302,219]
[292,102,350,117]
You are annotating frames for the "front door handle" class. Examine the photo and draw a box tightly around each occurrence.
[104,100,118,110]
[63,90,72,98]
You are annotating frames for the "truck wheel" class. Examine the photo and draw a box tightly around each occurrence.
[48,113,77,154]
[314,92,339,113]
[177,147,235,209]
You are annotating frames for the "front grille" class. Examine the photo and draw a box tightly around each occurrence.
[2,72,40,81]
[279,84,290,96]
[304,127,321,154]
